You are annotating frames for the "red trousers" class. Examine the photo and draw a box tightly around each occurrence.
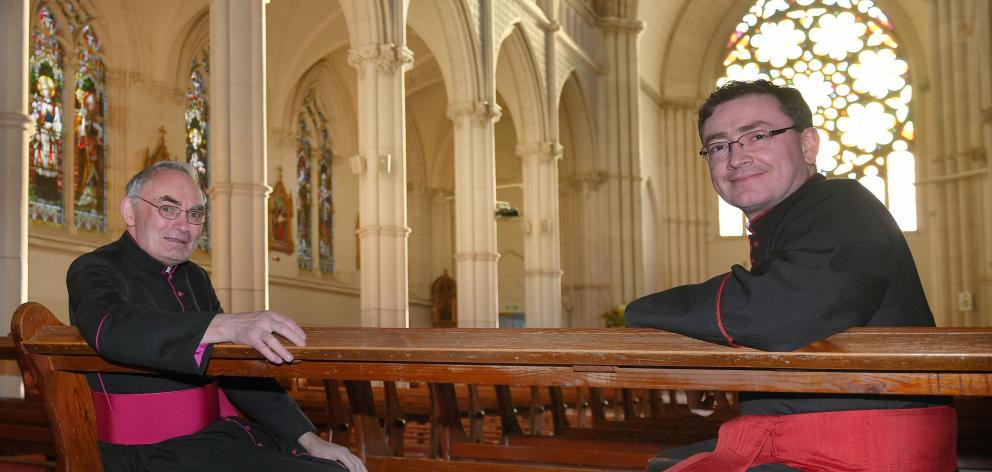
[667,406,956,472]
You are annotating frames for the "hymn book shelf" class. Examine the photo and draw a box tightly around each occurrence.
[10,302,992,471]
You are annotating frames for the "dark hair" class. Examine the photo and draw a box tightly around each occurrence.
[697,80,813,139]
[125,161,206,202]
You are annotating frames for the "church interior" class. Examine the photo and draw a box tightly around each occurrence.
[1,0,990,388]
[1,0,991,469]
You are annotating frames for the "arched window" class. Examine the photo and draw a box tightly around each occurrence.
[29,6,65,225]
[717,0,915,235]
[295,91,334,273]
[296,122,313,270]
[318,141,334,274]
[29,1,108,231]
[73,24,107,231]
[186,46,210,251]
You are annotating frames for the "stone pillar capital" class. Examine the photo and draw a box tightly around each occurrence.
[446,100,502,126]
[597,17,644,34]
[515,141,563,163]
[347,44,414,77]
[356,224,412,238]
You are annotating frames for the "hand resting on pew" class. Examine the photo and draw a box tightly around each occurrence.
[201,310,307,364]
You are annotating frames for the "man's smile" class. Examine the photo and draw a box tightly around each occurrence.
[164,235,190,244]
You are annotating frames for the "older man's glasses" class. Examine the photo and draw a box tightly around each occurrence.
[136,196,207,225]
[698,126,796,163]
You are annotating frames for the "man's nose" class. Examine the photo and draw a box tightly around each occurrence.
[172,213,190,231]
[725,142,752,169]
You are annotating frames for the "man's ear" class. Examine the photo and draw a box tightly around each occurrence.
[121,197,136,227]
[800,127,820,166]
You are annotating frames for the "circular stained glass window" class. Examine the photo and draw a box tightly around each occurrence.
[717,0,916,234]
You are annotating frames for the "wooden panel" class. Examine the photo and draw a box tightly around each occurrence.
[450,442,651,469]
[23,326,992,371]
[365,455,636,472]
[37,356,992,396]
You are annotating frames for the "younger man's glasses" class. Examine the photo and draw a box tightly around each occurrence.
[699,126,796,163]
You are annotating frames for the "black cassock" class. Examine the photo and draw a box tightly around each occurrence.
[626,175,948,470]
[68,233,346,471]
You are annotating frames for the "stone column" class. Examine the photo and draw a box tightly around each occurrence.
[598,14,645,305]
[658,101,709,290]
[448,101,501,327]
[347,44,413,328]
[516,142,563,327]
[208,0,269,312]
[0,0,29,397]
[923,0,992,327]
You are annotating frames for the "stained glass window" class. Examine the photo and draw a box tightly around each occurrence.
[717,0,916,235]
[29,6,65,225]
[296,122,313,270]
[29,1,109,231]
[318,144,334,274]
[296,92,334,273]
[186,47,210,251]
[73,24,107,231]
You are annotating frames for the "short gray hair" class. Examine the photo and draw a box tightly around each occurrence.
[125,161,206,202]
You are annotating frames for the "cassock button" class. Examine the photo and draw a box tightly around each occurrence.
[177,291,184,297]
[751,240,760,248]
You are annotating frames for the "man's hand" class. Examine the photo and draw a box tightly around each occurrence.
[200,311,306,364]
[297,431,367,472]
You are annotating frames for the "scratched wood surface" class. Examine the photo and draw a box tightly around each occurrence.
[22,326,992,369]
[18,326,992,396]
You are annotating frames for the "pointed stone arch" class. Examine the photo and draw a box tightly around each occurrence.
[495,24,547,144]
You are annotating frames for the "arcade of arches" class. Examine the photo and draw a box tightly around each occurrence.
[1,0,990,396]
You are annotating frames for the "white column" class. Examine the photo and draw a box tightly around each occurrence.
[598,15,645,304]
[924,0,992,327]
[347,44,413,328]
[448,101,501,327]
[517,142,563,327]
[0,0,29,397]
[208,0,268,312]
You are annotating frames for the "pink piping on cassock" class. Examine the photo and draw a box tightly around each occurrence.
[163,265,208,367]
[224,417,263,447]
[93,311,117,420]
[162,266,238,417]
[714,274,740,348]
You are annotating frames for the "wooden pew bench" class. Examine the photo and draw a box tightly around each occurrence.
[11,302,992,472]
[0,335,55,470]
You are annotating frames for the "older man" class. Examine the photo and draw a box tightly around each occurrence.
[626,80,955,471]
[67,161,366,472]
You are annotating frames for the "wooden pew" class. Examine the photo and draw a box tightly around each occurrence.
[0,335,55,469]
[11,302,992,472]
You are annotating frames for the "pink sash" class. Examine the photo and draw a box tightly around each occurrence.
[92,382,239,445]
